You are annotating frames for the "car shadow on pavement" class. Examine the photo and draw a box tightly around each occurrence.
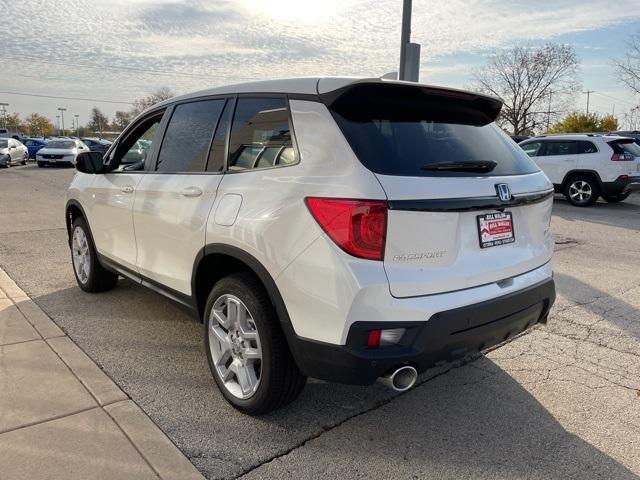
[554,271,640,340]
[27,279,640,479]
[249,357,640,479]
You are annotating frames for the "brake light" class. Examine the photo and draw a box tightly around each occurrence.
[367,329,381,348]
[611,153,634,161]
[305,197,387,261]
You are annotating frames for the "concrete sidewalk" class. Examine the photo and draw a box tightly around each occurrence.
[0,267,204,480]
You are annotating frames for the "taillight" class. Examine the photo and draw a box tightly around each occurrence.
[305,197,387,261]
[611,153,634,161]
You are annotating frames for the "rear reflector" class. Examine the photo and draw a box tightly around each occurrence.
[305,197,387,261]
[367,329,381,348]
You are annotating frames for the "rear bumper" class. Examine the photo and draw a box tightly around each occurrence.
[285,278,555,385]
[602,176,634,195]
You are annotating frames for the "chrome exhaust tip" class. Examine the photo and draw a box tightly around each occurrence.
[378,365,418,392]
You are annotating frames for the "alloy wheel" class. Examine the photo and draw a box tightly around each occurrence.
[569,180,592,203]
[208,294,262,399]
[72,226,91,284]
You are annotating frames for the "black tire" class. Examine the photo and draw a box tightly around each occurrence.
[602,191,631,203]
[204,272,306,414]
[37,161,45,168]
[564,175,600,207]
[21,153,27,165]
[4,156,11,168]
[70,217,118,293]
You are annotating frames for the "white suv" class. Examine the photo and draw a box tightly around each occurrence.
[66,78,556,414]
[519,134,640,206]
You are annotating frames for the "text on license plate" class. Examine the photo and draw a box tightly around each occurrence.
[477,212,515,249]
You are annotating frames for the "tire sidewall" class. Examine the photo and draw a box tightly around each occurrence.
[203,275,276,413]
[565,176,599,206]
[71,219,98,292]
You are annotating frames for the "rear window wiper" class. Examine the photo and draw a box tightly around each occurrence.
[420,160,498,173]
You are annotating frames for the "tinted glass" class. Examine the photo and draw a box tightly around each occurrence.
[521,141,542,157]
[228,97,296,171]
[543,142,577,156]
[609,140,640,156]
[330,92,538,177]
[578,141,597,154]
[0,140,7,148]
[156,99,225,173]
[206,99,232,172]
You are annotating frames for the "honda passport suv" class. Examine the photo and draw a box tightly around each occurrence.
[66,78,556,414]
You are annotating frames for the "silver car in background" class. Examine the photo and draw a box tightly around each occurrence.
[36,139,89,167]
[0,138,28,167]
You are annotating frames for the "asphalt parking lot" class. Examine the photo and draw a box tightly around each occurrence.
[0,164,639,479]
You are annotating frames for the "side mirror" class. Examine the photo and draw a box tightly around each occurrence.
[76,151,106,174]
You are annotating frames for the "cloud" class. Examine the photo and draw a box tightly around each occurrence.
[3,0,640,118]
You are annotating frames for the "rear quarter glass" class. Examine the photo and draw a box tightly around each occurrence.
[329,85,540,178]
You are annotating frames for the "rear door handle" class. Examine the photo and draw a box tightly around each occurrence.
[180,186,203,197]
[121,186,134,194]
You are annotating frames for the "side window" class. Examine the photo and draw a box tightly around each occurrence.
[228,97,297,171]
[111,111,164,172]
[545,142,577,156]
[156,99,225,173]
[520,141,541,157]
[578,141,597,154]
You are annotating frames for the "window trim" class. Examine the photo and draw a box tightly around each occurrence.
[222,93,301,175]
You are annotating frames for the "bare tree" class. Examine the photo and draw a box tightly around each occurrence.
[471,44,581,135]
[130,88,175,117]
[615,32,640,96]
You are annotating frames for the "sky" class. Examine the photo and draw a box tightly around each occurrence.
[2,0,640,128]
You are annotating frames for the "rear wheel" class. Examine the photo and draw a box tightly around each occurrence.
[204,272,306,414]
[602,191,631,203]
[21,153,27,165]
[564,175,599,207]
[70,217,118,292]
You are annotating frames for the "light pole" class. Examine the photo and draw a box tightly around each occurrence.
[75,114,79,137]
[57,107,66,136]
[398,0,420,82]
[0,103,8,130]
[56,115,60,134]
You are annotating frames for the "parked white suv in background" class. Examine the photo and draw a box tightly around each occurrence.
[519,134,640,206]
[66,78,556,414]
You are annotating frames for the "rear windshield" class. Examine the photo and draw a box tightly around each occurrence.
[329,86,539,177]
[608,140,640,157]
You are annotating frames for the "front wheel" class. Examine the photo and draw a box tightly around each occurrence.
[564,176,599,207]
[37,161,45,168]
[204,273,306,414]
[602,191,631,203]
[70,217,118,292]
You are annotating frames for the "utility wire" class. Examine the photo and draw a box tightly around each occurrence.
[0,91,133,105]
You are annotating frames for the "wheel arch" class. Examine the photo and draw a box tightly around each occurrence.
[192,244,292,328]
[561,170,603,189]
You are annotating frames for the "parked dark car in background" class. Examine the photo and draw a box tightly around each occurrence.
[23,138,48,159]
[80,137,112,155]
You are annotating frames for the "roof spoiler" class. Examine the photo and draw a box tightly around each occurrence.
[319,80,503,126]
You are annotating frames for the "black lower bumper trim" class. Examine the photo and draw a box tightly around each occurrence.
[284,278,555,385]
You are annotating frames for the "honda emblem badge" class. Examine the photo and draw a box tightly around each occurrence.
[496,183,511,202]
